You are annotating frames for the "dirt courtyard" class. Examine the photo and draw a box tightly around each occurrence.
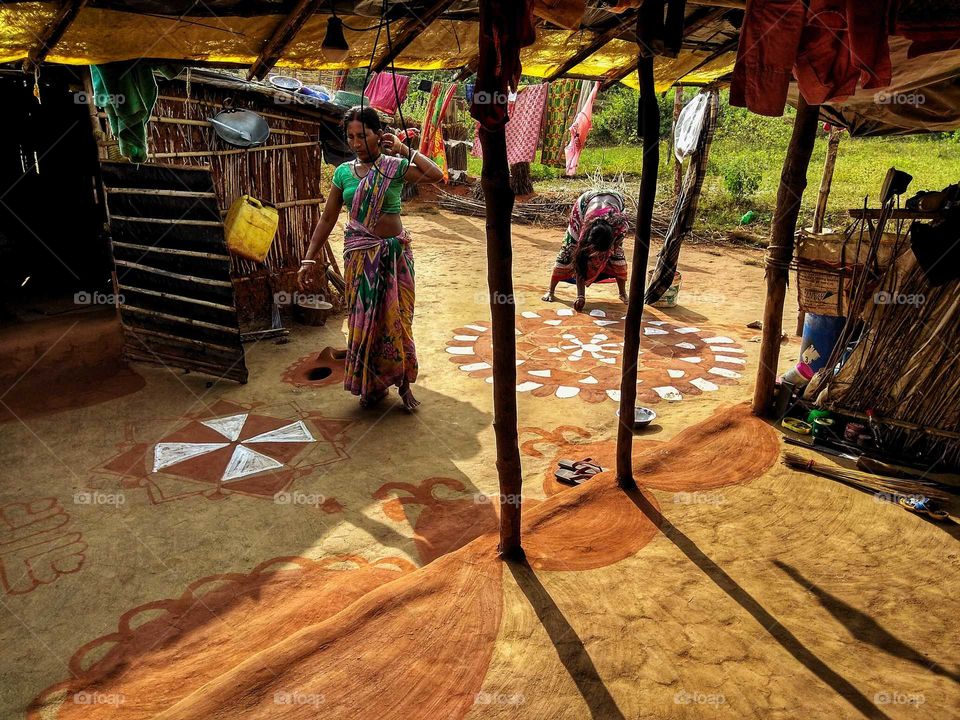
[1,208,957,719]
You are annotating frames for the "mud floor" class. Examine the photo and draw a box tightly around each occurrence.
[1,208,957,719]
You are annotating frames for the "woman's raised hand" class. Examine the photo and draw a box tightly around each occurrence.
[379,132,407,157]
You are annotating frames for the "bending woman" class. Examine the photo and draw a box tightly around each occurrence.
[299,106,443,410]
[542,189,630,312]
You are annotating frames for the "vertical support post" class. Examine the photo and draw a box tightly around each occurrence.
[812,127,842,233]
[480,126,524,559]
[672,85,684,196]
[616,19,660,490]
[752,97,821,416]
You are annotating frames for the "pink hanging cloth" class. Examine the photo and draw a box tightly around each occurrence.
[472,83,548,165]
[564,81,598,176]
[364,72,411,114]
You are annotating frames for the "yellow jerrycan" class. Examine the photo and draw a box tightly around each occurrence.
[224,195,279,262]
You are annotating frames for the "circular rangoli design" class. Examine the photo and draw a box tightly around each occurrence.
[445,307,746,404]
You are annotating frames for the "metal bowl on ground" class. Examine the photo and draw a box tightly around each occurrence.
[617,406,658,428]
[294,298,332,326]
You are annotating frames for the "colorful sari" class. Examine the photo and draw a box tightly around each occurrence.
[550,190,629,286]
[342,154,417,399]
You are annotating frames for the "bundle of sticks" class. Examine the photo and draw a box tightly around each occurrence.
[782,451,952,503]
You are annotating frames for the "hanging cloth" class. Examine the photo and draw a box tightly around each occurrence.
[563,81,598,176]
[645,89,720,304]
[89,61,158,163]
[469,0,536,131]
[540,78,580,167]
[419,82,458,182]
[363,72,411,114]
[472,83,548,165]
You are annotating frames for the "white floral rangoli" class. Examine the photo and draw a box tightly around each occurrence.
[446,307,746,404]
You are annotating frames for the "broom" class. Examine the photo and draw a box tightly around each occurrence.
[782,451,952,502]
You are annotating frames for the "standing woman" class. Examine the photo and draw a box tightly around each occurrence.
[299,106,443,410]
[541,189,630,312]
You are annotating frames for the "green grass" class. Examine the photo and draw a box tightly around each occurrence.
[465,120,960,237]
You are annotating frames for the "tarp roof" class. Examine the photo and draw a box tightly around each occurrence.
[2,1,959,134]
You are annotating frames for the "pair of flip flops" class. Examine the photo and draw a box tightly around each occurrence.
[555,458,605,486]
[898,496,949,521]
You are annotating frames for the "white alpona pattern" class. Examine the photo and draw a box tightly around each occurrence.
[446,308,746,404]
[201,413,247,441]
[222,446,283,482]
[154,442,229,471]
[152,413,315,483]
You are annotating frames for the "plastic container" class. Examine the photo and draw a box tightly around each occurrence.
[333,90,363,107]
[740,210,757,225]
[647,270,682,308]
[781,313,844,387]
[224,195,279,263]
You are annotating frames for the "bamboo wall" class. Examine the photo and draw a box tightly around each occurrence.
[97,82,333,323]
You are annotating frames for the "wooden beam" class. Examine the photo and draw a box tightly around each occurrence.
[547,11,638,81]
[247,0,319,81]
[600,9,731,90]
[752,96,821,417]
[373,0,457,73]
[22,0,87,71]
[617,9,660,490]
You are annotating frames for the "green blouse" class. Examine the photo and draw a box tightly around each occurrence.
[332,159,409,215]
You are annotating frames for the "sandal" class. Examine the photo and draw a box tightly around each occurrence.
[555,468,597,486]
[558,458,604,475]
[898,496,949,521]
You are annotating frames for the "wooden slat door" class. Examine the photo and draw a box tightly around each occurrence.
[100,162,248,384]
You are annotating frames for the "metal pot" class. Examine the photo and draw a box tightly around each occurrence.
[207,107,270,148]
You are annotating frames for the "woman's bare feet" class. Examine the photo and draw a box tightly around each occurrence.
[398,381,421,412]
[619,292,628,304]
[541,291,555,302]
[573,295,586,312]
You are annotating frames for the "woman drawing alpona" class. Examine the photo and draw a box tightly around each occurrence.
[299,106,443,410]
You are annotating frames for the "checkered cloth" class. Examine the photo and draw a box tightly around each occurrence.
[540,79,580,167]
[472,83,548,165]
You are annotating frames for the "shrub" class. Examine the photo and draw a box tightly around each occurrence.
[719,157,761,201]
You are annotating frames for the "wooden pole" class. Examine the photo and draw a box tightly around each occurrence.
[22,0,87,71]
[812,127,842,233]
[672,85,684,196]
[752,97,821,416]
[480,125,524,559]
[616,16,660,490]
[247,0,319,81]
